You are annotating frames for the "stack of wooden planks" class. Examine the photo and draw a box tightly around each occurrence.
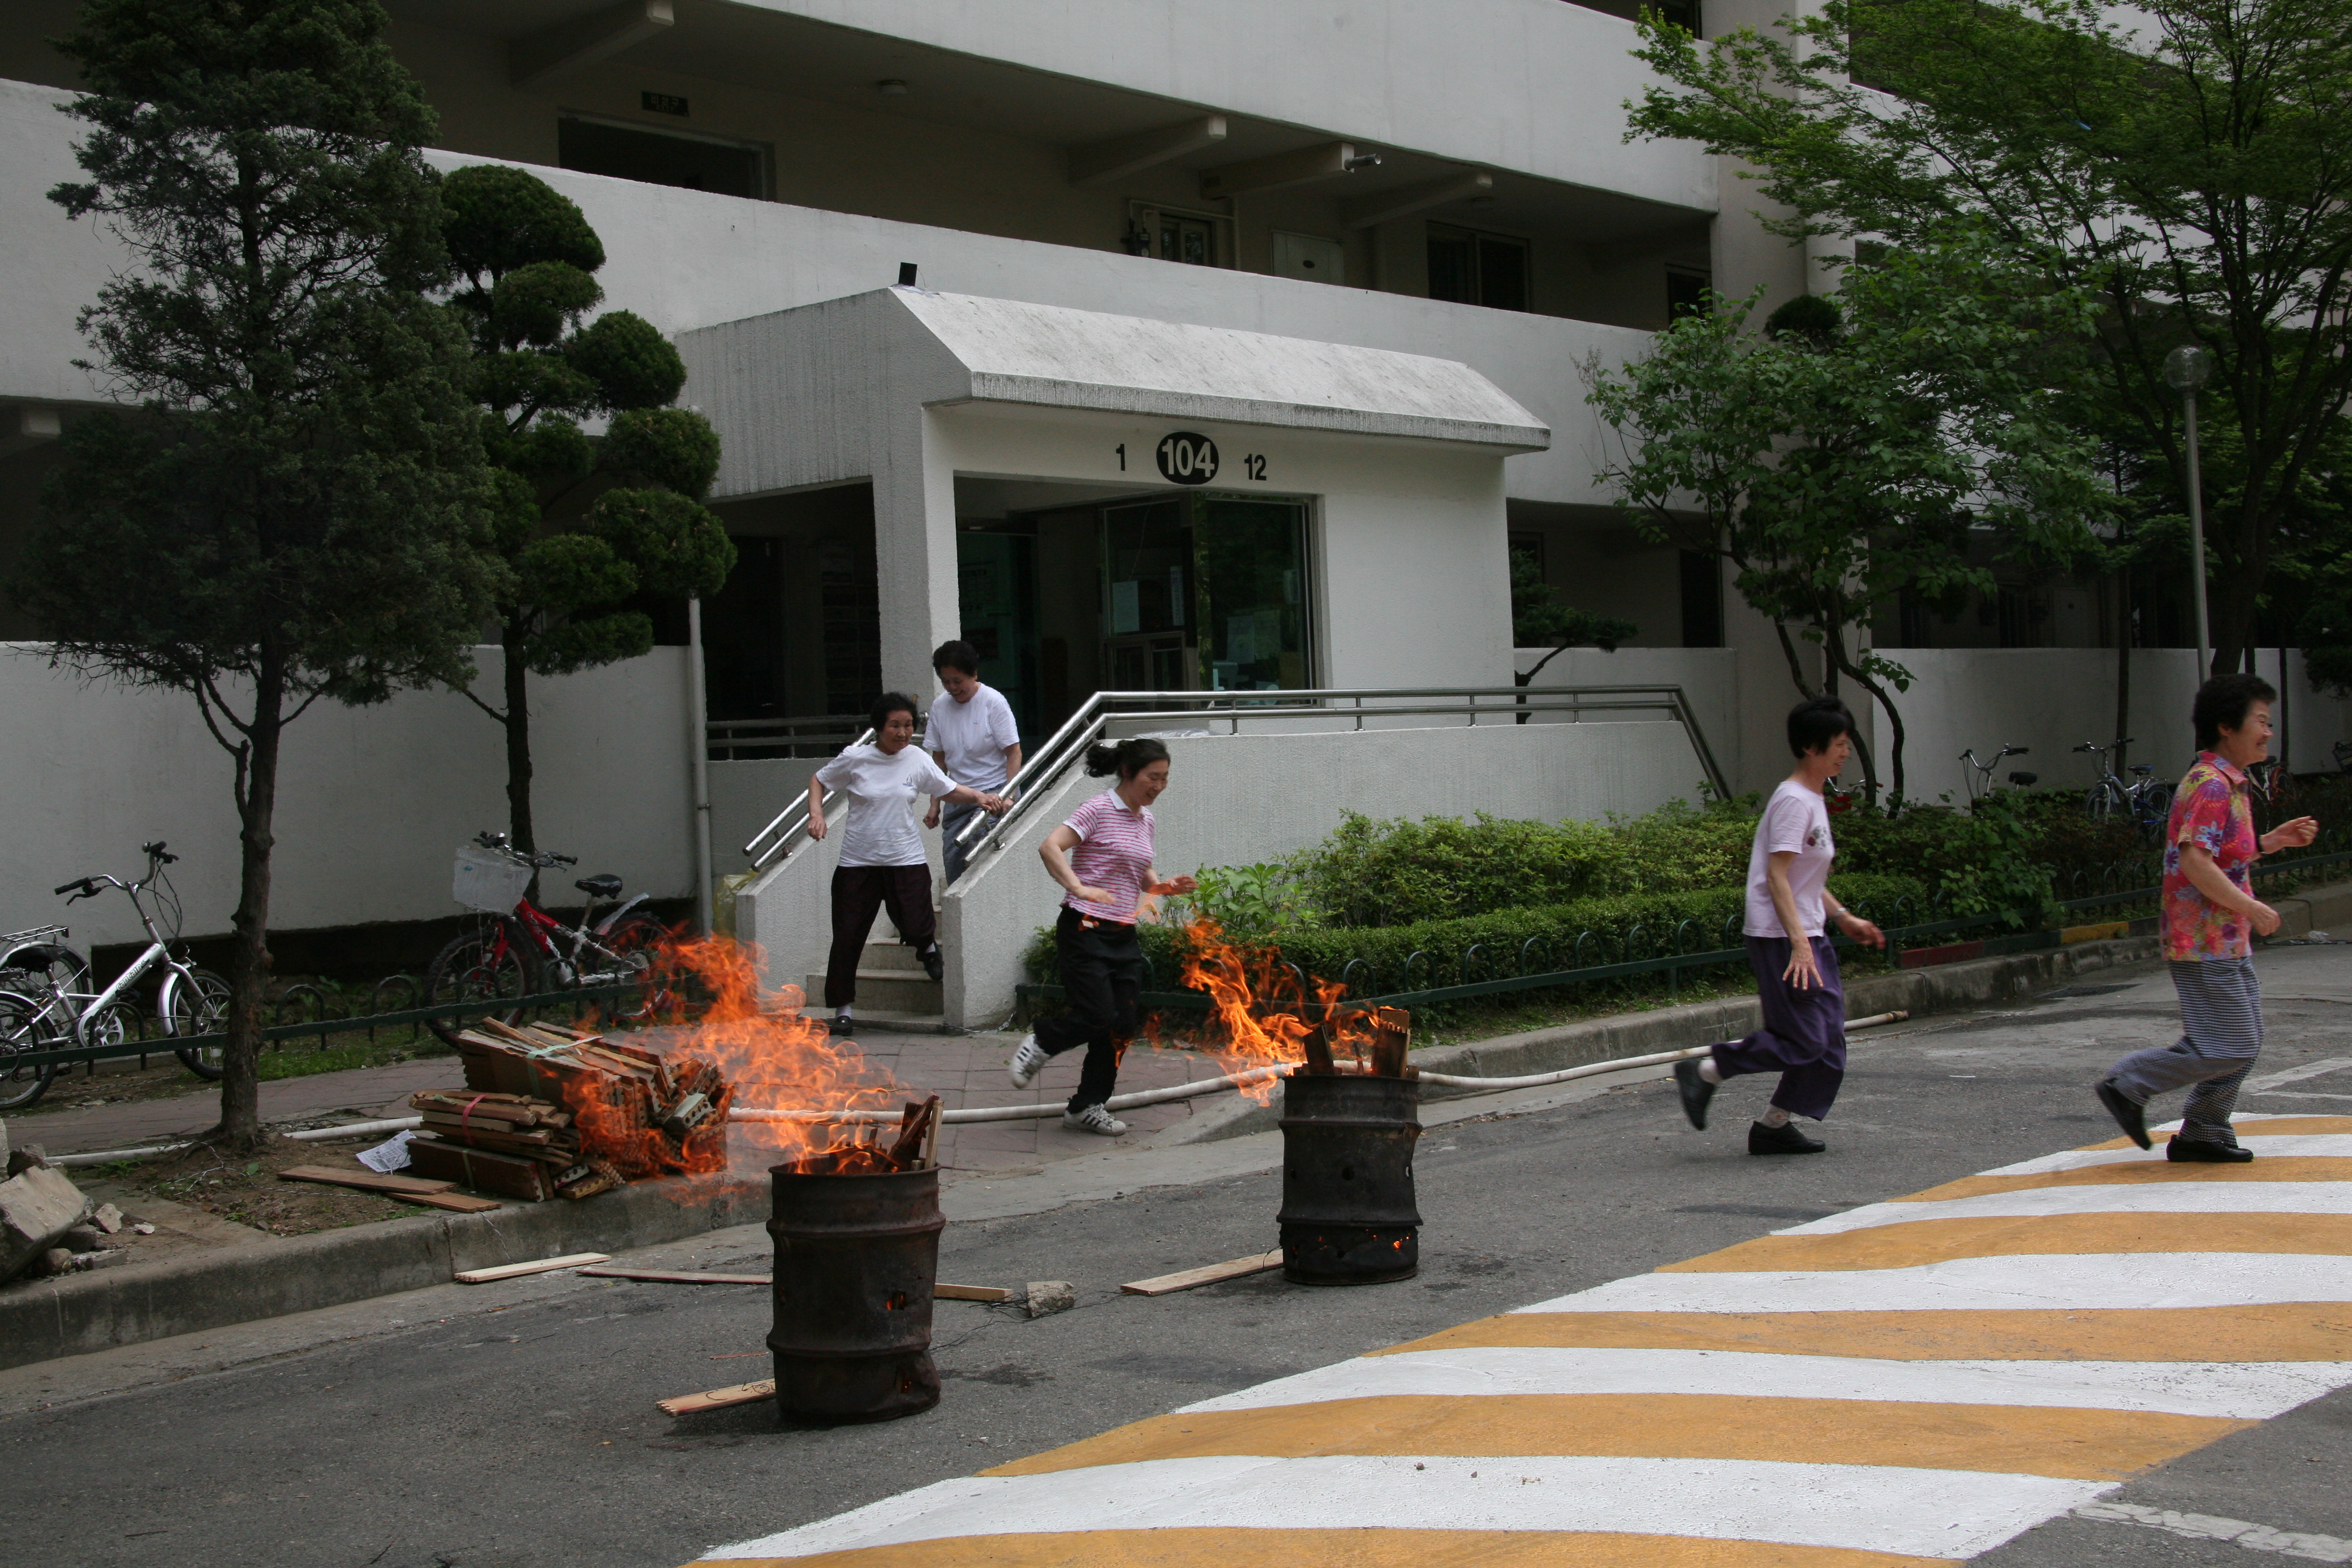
[404,1017,735,1201]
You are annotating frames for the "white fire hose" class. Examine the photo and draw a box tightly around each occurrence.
[50,1012,1909,1165]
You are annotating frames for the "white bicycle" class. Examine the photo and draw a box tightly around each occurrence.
[0,842,232,1110]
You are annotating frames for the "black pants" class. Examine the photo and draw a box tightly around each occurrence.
[825,864,935,1010]
[1034,907,1141,1111]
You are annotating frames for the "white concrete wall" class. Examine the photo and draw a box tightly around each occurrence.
[1516,646,1744,797]
[0,645,695,949]
[930,717,1702,1025]
[1888,648,2352,806]
[0,76,1655,513]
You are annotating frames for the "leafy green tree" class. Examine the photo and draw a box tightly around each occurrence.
[439,165,734,856]
[1511,551,1639,681]
[1626,0,2352,679]
[1587,243,2112,804]
[19,0,501,1146]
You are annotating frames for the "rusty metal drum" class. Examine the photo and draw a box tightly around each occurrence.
[766,1161,944,1420]
[1277,1072,1422,1284]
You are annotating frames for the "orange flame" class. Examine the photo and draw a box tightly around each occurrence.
[1171,919,1383,1099]
[643,931,916,1172]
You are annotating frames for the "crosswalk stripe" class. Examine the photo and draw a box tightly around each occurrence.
[972,1392,2245,1480]
[1166,1347,2352,1420]
[1380,1304,2352,1362]
[699,1527,1963,1568]
[1901,1157,2352,1202]
[1982,1133,2352,1177]
[1809,1181,2352,1231]
[698,1454,2113,1563]
[1516,1252,2352,1314]
[1667,1212,2352,1273]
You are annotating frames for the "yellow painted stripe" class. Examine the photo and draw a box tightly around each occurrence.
[2082,1117,2352,1149]
[684,1528,1962,1568]
[1902,1156,2352,1202]
[1381,1305,2352,1362]
[1663,1213,2352,1273]
[974,1393,2242,1483]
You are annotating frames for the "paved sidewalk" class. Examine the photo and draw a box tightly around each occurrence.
[10,1025,1250,1172]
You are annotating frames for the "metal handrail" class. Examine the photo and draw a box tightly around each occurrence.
[951,683,1731,864]
[708,713,874,761]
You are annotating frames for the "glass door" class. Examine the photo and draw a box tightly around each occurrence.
[1097,494,1313,694]
[1100,499,1194,691]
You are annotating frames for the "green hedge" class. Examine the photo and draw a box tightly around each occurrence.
[1021,870,1929,996]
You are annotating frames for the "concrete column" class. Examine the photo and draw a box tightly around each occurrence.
[870,407,961,701]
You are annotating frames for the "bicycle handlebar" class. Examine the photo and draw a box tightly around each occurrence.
[471,829,576,870]
[53,879,93,899]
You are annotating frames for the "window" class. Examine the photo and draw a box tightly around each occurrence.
[1666,267,1711,321]
[1678,549,1723,647]
[1128,203,1230,267]
[557,115,766,199]
[1427,223,1530,311]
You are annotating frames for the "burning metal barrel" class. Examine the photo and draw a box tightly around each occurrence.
[1278,1032,1422,1285]
[766,1157,944,1421]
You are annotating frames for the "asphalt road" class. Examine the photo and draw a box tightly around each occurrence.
[6,946,2350,1568]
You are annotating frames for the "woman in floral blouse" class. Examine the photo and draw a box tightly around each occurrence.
[2095,673,2319,1161]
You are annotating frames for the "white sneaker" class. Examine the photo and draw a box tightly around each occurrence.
[1062,1103,1128,1136]
[1007,1034,1050,1089]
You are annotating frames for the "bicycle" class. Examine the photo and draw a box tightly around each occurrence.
[420,832,672,1046]
[1959,744,2036,807]
[0,842,233,1110]
[2076,738,2175,846]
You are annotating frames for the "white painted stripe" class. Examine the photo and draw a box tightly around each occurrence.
[2150,1112,2333,1132]
[1515,1254,2352,1315]
[1168,1347,2352,1422]
[1785,1181,2352,1236]
[2261,1091,2352,1103]
[1977,1134,2352,1177]
[696,1454,2111,1563]
[2244,1058,2352,1093]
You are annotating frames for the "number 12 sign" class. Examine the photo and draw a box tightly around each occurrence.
[1156,432,1219,486]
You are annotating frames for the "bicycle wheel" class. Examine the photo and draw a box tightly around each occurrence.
[0,990,59,1111]
[163,967,233,1079]
[423,918,540,1045]
[597,914,680,1021]
[2135,781,2176,847]
[2085,779,2127,824]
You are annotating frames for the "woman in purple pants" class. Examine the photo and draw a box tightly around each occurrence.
[1674,696,1886,1154]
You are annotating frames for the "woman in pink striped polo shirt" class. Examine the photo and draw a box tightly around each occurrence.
[1007,738,1196,1135]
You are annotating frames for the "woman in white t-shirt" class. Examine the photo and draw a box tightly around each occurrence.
[1672,696,1886,1155]
[806,694,1007,1036]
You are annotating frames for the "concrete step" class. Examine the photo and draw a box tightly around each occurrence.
[805,968,942,1013]
[859,941,931,974]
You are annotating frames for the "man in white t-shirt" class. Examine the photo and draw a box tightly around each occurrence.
[1671,696,1886,1156]
[922,639,1022,885]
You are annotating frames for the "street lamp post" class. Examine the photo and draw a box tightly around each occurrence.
[2162,344,2215,678]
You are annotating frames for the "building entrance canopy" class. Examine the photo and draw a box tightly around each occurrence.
[677,286,1550,704]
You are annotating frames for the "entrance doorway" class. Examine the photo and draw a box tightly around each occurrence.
[1098,492,1313,695]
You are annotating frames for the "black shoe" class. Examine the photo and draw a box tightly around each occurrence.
[1749,1119,1824,1156]
[2095,1077,2151,1150]
[830,1014,855,1037]
[1673,1058,1718,1130]
[2168,1136,2254,1164]
[921,944,943,983]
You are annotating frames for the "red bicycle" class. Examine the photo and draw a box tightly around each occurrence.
[421,832,673,1045]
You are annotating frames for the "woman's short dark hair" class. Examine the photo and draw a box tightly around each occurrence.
[2193,672,2277,751]
[932,639,979,676]
[1787,695,1857,758]
[868,692,919,733]
[1083,737,1171,779]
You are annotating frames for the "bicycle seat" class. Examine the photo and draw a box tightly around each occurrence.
[575,873,624,899]
[2008,771,2038,787]
[2131,763,2154,776]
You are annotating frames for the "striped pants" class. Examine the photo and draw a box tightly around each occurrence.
[2106,957,2264,1146]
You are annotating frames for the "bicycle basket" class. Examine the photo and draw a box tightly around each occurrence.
[452,845,532,913]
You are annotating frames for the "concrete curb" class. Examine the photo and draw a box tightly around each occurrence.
[0,1171,763,1373]
[1160,874,2352,1147]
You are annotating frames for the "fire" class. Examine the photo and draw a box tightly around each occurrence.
[639,931,918,1172]
[1171,919,1391,1098]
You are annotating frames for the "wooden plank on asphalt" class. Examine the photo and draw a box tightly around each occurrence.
[1120,1249,1284,1296]
[453,1251,611,1284]
[277,1164,454,1195]
[393,1189,503,1213]
[579,1267,772,1285]
[658,1378,775,1417]
[935,1283,1012,1301]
